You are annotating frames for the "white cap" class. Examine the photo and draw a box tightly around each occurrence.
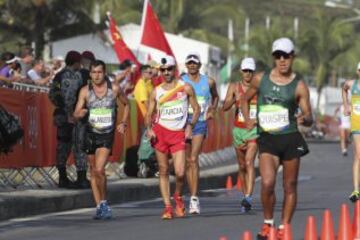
[160,55,176,67]
[272,37,294,54]
[240,57,256,71]
[6,56,19,64]
[357,62,360,70]
[185,52,201,64]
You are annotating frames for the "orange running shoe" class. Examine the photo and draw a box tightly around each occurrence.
[277,227,284,240]
[256,223,272,240]
[161,205,173,220]
[173,192,185,218]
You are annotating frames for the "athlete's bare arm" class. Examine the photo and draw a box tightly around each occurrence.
[342,80,354,116]
[114,84,130,134]
[185,84,200,125]
[295,80,313,127]
[73,86,89,120]
[222,82,236,111]
[145,89,157,139]
[207,77,219,119]
[241,73,262,129]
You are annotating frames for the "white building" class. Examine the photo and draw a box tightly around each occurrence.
[51,23,222,78]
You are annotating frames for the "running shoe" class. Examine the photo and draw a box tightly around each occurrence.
[256,223,272,240]
[93,207,102,220]
[101,201,112,220]
[161,205,173,220]
[349,190,360,202]
[241,196,252,212]
[342,149,348,157]
[277,226,284,240]
[189,196,200,214]
[173,192,185,217]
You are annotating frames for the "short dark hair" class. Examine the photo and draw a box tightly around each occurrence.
[141,64,151,72]
[90,59,106,72]
[119,59,132,70]
[1,52,15,61]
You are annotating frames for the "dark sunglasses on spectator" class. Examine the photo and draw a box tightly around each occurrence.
[273,51,292,60]
[242,69,254,73]
[160,67,174,72]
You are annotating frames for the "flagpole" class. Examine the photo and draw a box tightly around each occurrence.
[136,0,149,62]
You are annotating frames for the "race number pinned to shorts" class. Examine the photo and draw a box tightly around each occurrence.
[258,105,289,132]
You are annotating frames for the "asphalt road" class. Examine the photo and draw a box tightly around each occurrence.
[0,142,355,240]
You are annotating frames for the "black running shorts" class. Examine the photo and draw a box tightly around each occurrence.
[257,132,309,161]
[83,131,114,155]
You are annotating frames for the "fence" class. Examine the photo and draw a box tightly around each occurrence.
[0,85,234,189]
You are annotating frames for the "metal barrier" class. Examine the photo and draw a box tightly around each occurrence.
[11,82,49,93]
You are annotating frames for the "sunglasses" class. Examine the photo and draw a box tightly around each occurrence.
[160,67,174,72]
[242,69,254,73]
[186,60,199,65]
[273,52,292,60]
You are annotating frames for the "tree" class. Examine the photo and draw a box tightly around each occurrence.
[0,0,96,57]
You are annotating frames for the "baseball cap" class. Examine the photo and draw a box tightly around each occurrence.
[185,52,201,64]
[65,50,82,65]
[240,57,256,71]
[148,59,159,68]
[272,38,294,54]
[81,51,95,61]
[160,56,176,67]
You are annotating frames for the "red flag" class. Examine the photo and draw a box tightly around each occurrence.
[106,12,141,85]
[107,12,141,66]
[140,0,175,58]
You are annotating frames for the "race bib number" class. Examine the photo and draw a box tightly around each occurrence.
[89,108,113,130]
[237,105,257,122]
[352,100,360,115]
[258,105,289,132]
[160,103,185,121]
[189,96,207,114]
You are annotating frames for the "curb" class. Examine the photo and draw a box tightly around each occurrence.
[0,147,238,221]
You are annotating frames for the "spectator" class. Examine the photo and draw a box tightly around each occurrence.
[80,50,95,86]
[0,52,21,83]
[18,46,34,77]
[52,56,65,75]
[133,64,154,117]
[27,59,53,86]
[116,59,135,95]
[148,60,163,87]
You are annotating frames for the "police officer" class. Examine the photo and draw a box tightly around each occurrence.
[49,50,89,189]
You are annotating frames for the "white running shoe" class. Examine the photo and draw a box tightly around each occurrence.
[189,196,200,214]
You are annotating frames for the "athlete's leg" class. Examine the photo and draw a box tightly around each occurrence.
[259,153,280,220]
[352,134,360,192]
[235,147,246,194]
[244,141,258,196]
[155,150,171,205]
[281,158,300,224]
[186,134,205,196]
[88,154,100,204]
[172,150,186,196]
[90,147,110,204]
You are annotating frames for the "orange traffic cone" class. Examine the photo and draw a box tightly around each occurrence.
[353,200,360,240]
[268,226,277,240]
[321,209,335,240]
[236,176,242,190]
[226,175,233,190]
[283,224,293,240]
[305,215,318,240]
[242,230,253,240]
[338,203,353,240]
